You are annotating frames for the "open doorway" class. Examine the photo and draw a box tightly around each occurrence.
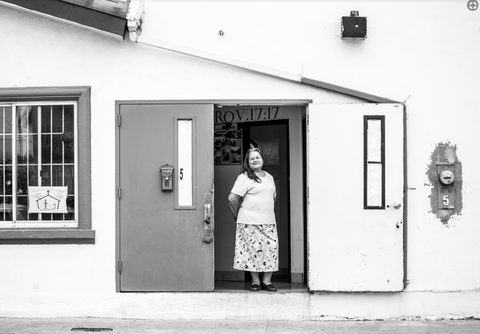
[213,105,307,292]
[243,120,291,282]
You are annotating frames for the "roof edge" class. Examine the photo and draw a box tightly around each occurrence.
[133,36,401,104]
[300,77,401,104]
[0,0,126,39]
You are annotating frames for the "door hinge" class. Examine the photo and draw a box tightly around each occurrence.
[117,114,121,127]
[117,187,122,199]
[118,260,122,273]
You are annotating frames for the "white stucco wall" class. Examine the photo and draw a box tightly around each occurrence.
[0,0,479,319]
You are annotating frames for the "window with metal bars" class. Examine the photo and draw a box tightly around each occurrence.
[0,103,77,227]
[0,87,93,243]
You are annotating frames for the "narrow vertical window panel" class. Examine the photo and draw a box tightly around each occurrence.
[366,163,383,207]
[4,107,12,134]
[42,165,52,186]
[0,138,3,191]
[367,119,382,162]
[4,134,12,164]
[0,107,7,222]
[364,116,385,209]
[63,105,75,164]
[0,107,4,135]
[176,118,194,208]
[41,106,52,133]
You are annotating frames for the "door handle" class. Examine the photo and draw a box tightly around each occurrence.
[202,194,214,244]
[387,202,402,209]
[204,203,211,224]
[203,233,213,243]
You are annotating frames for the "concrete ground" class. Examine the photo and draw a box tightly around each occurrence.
[1,318,480,334]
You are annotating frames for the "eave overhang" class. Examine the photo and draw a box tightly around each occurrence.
[0,0,130,39]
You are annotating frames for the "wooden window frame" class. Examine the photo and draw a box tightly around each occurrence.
[0,87,94,244]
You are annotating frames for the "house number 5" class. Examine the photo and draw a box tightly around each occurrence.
[180,168,184,180]
[443,195,450,206]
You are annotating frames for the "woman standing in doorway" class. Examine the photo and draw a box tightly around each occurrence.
[228,147,278,292]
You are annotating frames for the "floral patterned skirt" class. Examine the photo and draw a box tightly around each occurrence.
[233,223,278,272]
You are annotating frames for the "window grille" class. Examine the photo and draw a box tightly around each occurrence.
[0,102,78,228]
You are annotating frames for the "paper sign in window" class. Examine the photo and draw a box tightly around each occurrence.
[28,186,68,213]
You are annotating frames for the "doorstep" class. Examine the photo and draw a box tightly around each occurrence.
[214,280,309,293]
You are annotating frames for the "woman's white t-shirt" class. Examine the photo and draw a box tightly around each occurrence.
[230,172,276,225]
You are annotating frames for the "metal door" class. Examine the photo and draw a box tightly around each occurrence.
[117,104,214,291]
[308,103,405,292]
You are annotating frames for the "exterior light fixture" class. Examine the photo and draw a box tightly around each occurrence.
[341,11,367,39]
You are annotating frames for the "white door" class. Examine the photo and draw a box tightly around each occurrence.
[308,103,404,292]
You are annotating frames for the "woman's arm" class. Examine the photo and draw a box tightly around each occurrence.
[228,193,243,221]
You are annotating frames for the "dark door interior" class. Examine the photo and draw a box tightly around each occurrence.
[242,120,291,281]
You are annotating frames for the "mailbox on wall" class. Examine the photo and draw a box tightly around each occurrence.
[437,164,455,209]
[160,164,174,191]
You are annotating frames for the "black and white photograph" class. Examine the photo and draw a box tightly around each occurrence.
[0,0,479,333]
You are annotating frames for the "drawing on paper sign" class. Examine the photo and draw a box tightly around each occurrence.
[28,187,68,214]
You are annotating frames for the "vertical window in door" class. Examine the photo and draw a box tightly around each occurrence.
[175,117,195,209]
[364,116,385,209]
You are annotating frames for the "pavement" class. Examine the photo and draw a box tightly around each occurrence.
[1,318,480,334]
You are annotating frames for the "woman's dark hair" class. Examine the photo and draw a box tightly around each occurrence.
[241,147,264,183]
